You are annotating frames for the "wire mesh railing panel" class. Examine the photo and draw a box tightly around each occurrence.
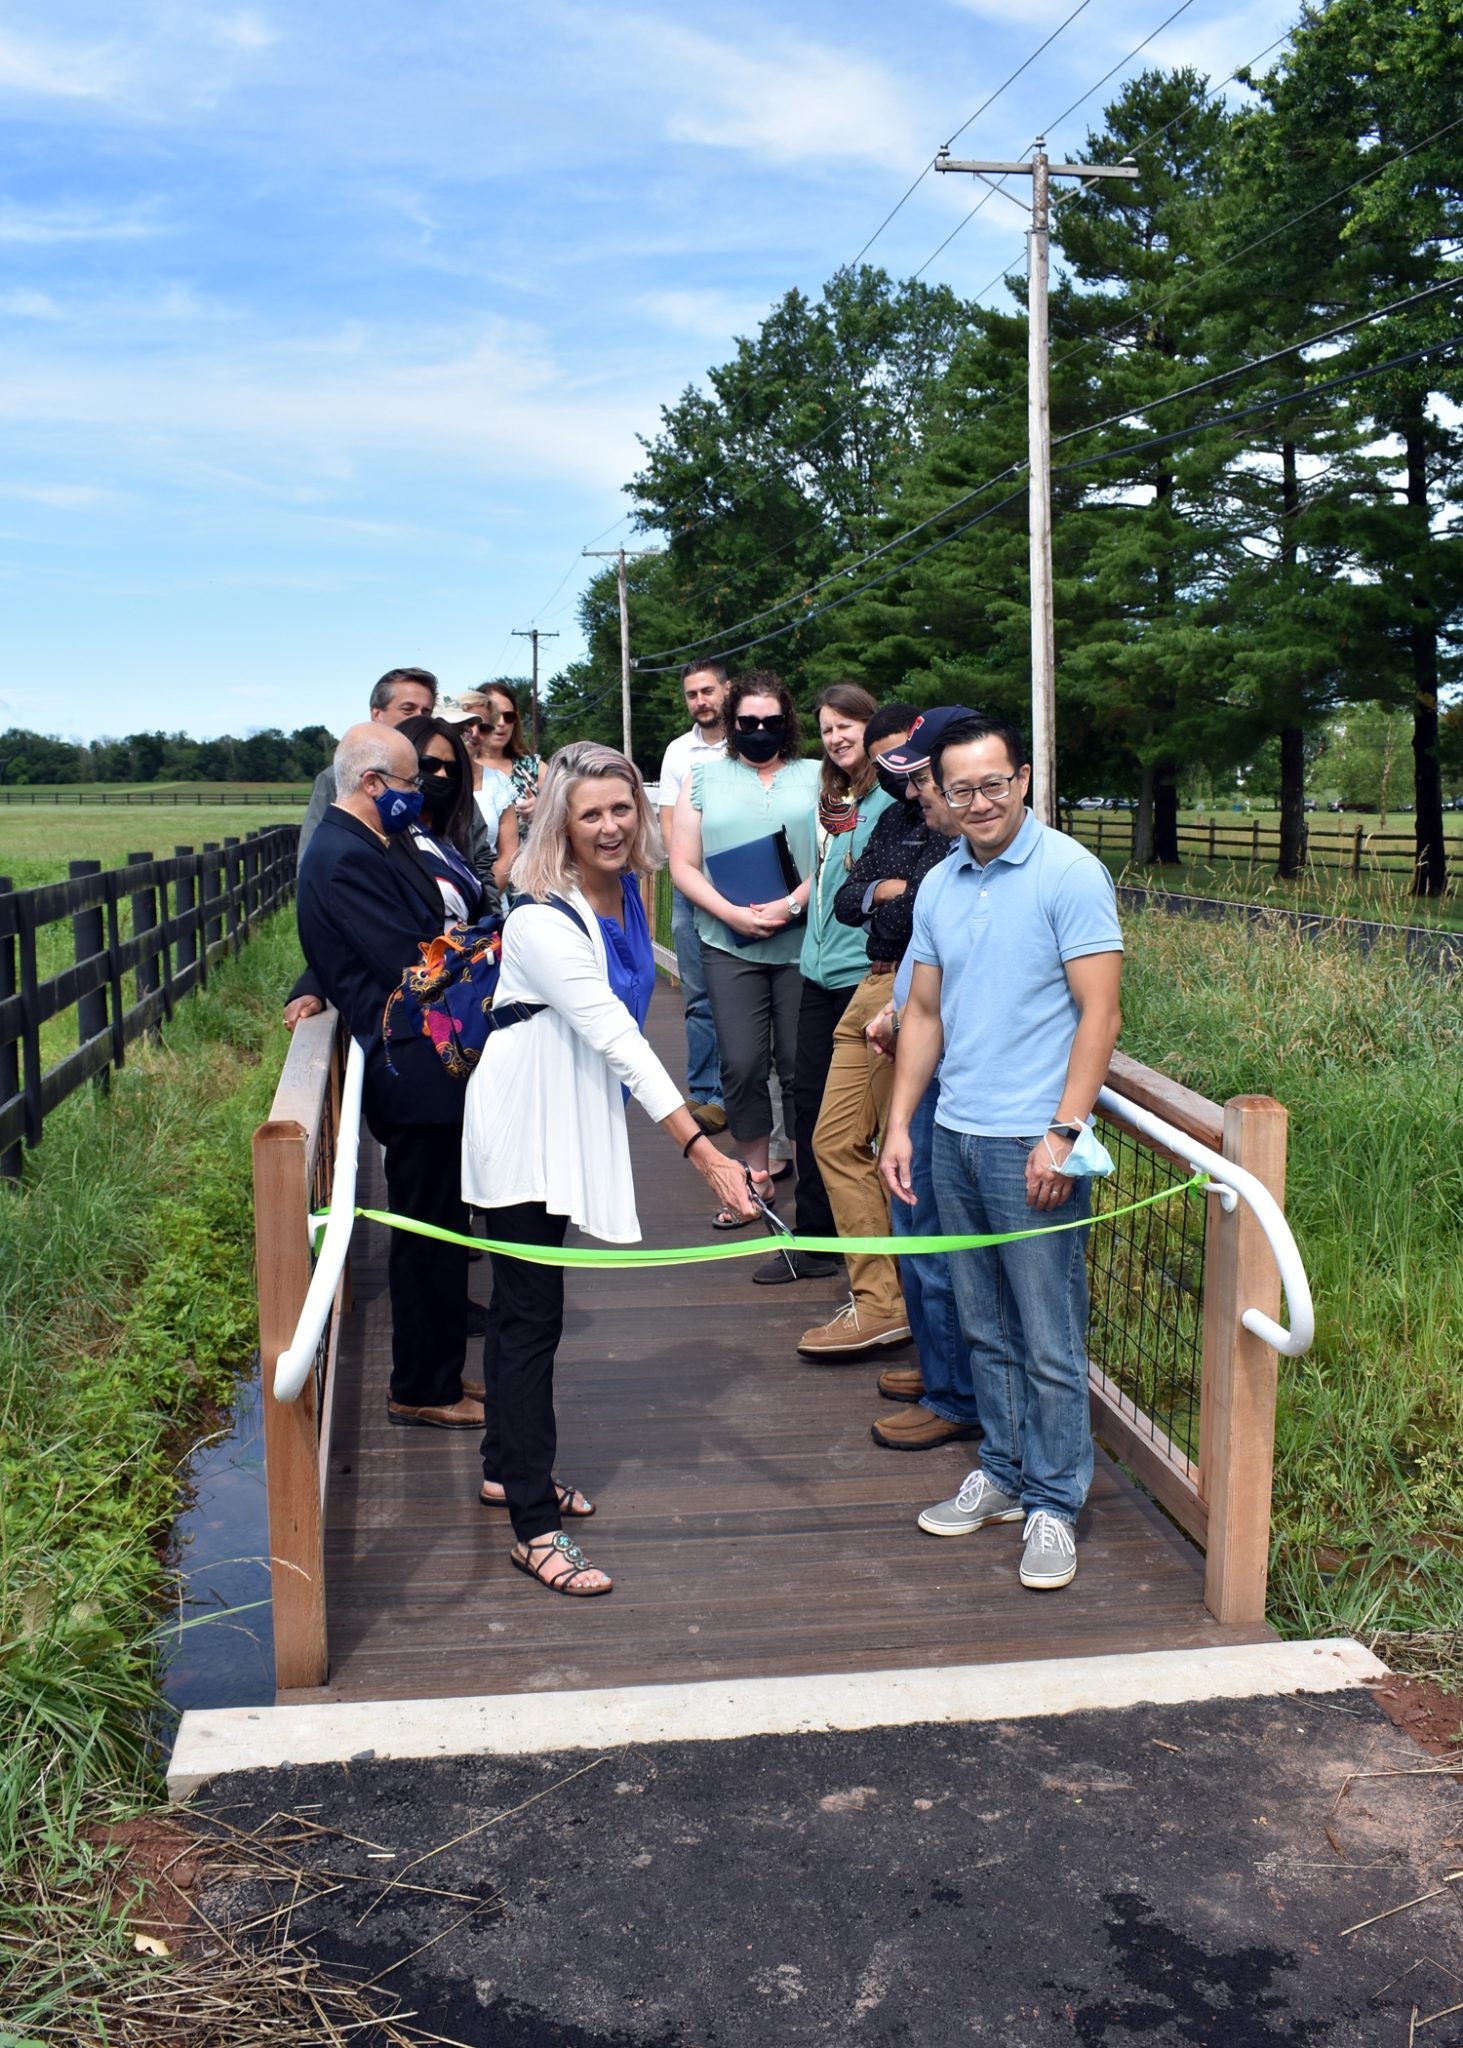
[1087,1116,1207,1472]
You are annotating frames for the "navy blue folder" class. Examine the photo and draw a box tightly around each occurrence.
[705,828,802,946]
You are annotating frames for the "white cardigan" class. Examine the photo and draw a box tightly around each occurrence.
[461,887,684,1242]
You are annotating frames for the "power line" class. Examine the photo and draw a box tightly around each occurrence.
[1042,0,1196,138]
[632,331,1461,674]
[631,275,1463,669]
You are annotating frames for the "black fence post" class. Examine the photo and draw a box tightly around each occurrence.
[223,837,242,954]
[128,851,161,1035]
[242,832,259,929]
[174,845,198,990]
[70,858,108,1094]
[0,877,19,1180]
[202,843,223,960]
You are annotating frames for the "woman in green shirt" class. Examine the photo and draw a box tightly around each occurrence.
[787,683,890,1272]
[670,671,819,1221]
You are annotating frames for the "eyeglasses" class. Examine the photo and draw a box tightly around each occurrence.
[369,766,423,790]
[734,714,785,732]
[487,708,516,724]
[941,774,1024,810]
[417,758,457,779]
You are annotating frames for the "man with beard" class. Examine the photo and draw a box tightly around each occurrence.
[657,660,730,1133]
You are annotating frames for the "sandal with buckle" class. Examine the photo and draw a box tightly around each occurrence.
[510,1531,612,1597]
[480,1479,594,1517]
[713,1168,773,1231]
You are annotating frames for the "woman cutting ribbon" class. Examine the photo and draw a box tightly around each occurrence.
[461,742,756,1597]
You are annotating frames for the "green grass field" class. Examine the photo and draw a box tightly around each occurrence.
[0,804,302,891]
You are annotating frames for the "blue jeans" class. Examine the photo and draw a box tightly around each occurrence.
[930,1122,1094,1524]
[670,888,722,1106]
[892,1079,980,1426]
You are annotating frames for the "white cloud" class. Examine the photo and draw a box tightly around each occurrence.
[0,203,164,244]
[0,289,63,318]
[0,316,658,495]
[642,289,770,342]
[0,482,122,508]
[215,11,278,52]
[0,27,123,99]
[640,21,925,169]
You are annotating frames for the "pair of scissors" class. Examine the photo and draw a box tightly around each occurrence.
[744,1165,798,1280]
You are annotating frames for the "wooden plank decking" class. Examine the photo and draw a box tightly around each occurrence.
[286,1002,1269,1705]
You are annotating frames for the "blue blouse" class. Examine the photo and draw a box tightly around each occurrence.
[597,875,655,1034]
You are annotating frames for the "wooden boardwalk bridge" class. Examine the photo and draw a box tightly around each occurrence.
[257,1001,1283,1710]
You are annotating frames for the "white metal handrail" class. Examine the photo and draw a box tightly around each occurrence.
[1096,1084,1314,1359]
[273,1033,365,1404]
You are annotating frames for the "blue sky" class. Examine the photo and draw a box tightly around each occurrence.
[1,0,1301,743]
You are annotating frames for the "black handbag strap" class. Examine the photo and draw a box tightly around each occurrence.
[485,893,592,1036]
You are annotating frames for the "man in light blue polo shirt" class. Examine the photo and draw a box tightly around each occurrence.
[879,713,1122,1591]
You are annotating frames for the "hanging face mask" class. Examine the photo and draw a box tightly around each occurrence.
[737,726,784,763]
[1046,1122,1115,1179]
[875,761,916,802]
[373,784,425,834]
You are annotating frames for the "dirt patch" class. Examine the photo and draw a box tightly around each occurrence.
[87,1814,215,1948]
[1365,1675,1463,1762]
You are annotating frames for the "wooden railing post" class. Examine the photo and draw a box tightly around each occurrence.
[128,851,160,1034]
[1197,1093,1288,1625]
[0,877,19,1180]
[253,1113,329,1689]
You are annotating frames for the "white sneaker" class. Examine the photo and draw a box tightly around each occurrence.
[1019,1510,1077,1590]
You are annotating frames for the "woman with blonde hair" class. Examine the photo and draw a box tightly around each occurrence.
[461,742,754,1596]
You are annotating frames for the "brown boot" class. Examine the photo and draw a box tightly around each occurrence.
[870,1407,980,1451]
[877,1364,925,1403]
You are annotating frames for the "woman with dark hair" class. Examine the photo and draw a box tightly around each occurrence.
[669,670,821,1224]
[470,681,545,890]
[396,712,489,925]
[462,743,755,1596]
[775,682,894,1286]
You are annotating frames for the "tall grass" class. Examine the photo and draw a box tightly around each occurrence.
[1120,909,1463,1666]
[0,915,298,2025]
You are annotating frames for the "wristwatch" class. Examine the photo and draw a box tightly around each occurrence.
[1048,1121,1082,1139]
[785,895,804,918]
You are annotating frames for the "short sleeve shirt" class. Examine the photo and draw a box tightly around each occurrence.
[658,727,726,810]
[690,754,820,962]
[909,811,1122,1136]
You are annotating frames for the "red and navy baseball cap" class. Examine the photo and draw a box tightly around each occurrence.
[877,705,981,774]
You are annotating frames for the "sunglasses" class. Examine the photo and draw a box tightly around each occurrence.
[734,714,785,732]
[417,758,459,778]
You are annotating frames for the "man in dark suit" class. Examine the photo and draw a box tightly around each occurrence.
[296,722,481,1429]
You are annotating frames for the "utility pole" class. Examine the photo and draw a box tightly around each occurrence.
[511,627,559,754]
[582,546,661,762]
[937,141,1137,826]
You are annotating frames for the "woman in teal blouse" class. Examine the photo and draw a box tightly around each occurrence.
[669,671,819,1221]
[787,683,890,1269]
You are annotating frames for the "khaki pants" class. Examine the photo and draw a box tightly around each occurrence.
[812,969,905,1324]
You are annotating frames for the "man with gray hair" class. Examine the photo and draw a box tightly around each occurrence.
[295,722,481,1429]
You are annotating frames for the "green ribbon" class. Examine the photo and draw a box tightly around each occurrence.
[349,1173,1206,1268]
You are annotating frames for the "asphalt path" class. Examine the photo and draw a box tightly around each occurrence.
[193,1687,1463,2047]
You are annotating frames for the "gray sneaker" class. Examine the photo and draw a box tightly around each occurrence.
[917,1468,1024,1538]
[1019,1510,1077,1589]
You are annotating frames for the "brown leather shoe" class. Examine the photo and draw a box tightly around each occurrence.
[690,1099,728,1135]
[877,1364,925,1403]
[461,1377,485,1402]
[870,1407,980,1451]
[386,1396,485,1430]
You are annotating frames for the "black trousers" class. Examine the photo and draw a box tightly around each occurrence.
[478,1201,570,1544]
[373,1118,469,1408]
[793,980,857,1239]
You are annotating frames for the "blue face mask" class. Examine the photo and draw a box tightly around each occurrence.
[1051,1122,1115,1179]
[373,784,424,834]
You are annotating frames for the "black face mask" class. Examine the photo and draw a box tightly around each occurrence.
[875,762,914,802]
[421,765,461,814]
[737,725,784,764]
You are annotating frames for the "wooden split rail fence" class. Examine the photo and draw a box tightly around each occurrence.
[0,824,298,1178]
[1062,807,1447,884]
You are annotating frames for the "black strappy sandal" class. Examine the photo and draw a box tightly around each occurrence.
[510,1531,612,1597]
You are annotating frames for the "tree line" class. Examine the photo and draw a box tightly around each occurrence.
[547,0,1462,894]
[0,726,336,787]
